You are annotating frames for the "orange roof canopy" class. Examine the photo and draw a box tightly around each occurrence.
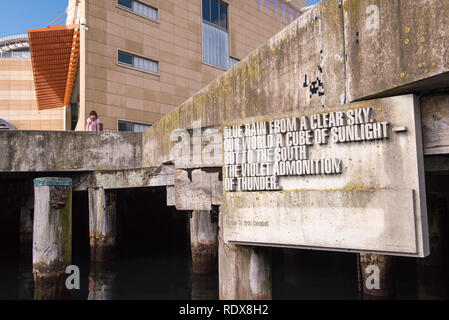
[28,25,80,110]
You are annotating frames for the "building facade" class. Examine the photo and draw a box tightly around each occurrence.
[76,0,307,131]
[0,34,66,130]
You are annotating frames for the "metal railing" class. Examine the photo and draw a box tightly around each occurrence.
[0,34,28,44]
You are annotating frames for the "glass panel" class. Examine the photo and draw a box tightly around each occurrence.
[71,103,78,130]
[202,0,211,22]
[219,2,228,30]
[211,0,219,26]
[118,121,151,132]
[118,0,132,9]
[202,22,230,69]
[134,123,151,132]
[118,121,133,131]
[118,51,133,66]
[134,56,158,74]
[132,1,158,20]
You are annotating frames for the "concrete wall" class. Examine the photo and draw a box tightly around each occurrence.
[0,131,142,172]
[83,0,303,131]
[0,58,65,130]
[141,0,449,168]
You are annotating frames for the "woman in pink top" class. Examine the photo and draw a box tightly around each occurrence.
[86,110,100,131]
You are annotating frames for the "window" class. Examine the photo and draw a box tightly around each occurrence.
[118,50,159,74]
[202,0,228,30]
[202,0,233,69]
[71,103,78,130]
[118,120,151,132]
[117,0,158,21]
[0,48,30,59]
[118,0,132,8]
[118,51,133,66]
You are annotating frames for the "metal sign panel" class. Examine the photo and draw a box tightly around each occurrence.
[222,94,429,257]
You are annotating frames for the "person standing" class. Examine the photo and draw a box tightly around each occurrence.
[86,110,100,131]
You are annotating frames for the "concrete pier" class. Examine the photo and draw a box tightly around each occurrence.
[219,212,272,300]
[358,253,394,299]
[33,177,72,300]
[190,210,218,274]
[88,188,117,262]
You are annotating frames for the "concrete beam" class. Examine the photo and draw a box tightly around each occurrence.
[175,168,222,211]
[421,94,449,155]
[0,131,142,172]
[73,165,175,191]
[343,0,449,102]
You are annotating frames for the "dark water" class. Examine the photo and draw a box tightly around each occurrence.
[1,244,448,300]
[1,185,448,300]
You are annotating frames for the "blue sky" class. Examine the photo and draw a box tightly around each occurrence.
[0,0,320,37]
[306,0,321,5]
[0,0,68,37]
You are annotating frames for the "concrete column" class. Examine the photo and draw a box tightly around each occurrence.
[88,263,115,300]
[33,177,72,300]
[88,188,117,262]
[190,210,218,274]
[218,214,272,300]
[358,253,394,299]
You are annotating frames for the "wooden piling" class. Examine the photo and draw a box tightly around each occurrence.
[33,177,72,300]
[190,210,218,274]
[218,213,272,300]
[358,253,394,299]
[88,188,117,262]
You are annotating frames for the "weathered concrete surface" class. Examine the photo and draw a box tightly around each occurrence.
[190,210,218,274]
[73,165,174,191]
[175,169,222,211]
[343,0,449,101]
[0,131,142,172]
[223,95,429,257]
[421,94,449,155]
[88,188,117,262]
[219,212,271,300]
[33,178,72,300]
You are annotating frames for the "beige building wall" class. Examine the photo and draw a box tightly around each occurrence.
[84,0,305,131]
[0,58,65,130]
